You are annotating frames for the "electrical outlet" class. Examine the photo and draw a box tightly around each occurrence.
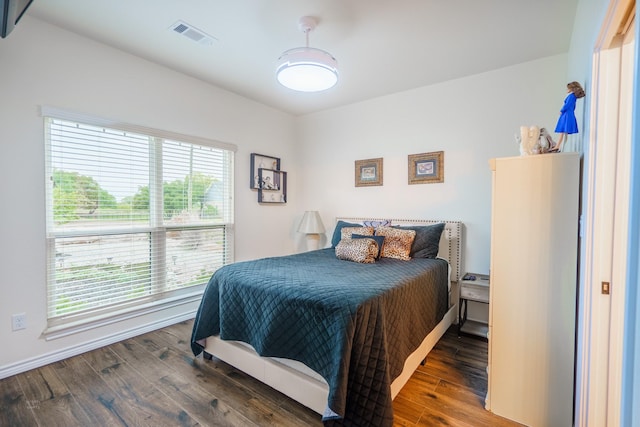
[12,313,26,331]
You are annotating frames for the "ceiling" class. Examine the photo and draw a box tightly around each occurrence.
[26,1,578,116]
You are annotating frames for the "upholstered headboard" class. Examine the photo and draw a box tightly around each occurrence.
[335,217,463,282]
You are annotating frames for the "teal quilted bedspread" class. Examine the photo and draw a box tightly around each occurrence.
[191,248,448,426]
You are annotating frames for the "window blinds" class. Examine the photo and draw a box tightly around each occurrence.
[44,112,234,326]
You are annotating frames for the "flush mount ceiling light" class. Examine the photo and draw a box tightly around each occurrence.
[276,16,338,92]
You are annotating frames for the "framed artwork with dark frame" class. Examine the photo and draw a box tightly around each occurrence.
[408,151,444,184]
[250,153,281,189]
[355,158,383,187]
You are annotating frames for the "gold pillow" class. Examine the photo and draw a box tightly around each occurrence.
[374,226,416,260]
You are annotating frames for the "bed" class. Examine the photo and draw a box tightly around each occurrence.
[191,217,462,426]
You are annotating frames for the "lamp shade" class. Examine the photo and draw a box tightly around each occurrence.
[277,47,338,92]
[297,211,325,234]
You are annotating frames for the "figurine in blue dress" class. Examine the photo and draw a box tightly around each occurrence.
[550,81,585,152]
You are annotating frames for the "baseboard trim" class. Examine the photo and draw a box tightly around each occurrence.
[0,310,196,380]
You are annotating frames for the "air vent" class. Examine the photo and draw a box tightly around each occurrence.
[169,21,216,45]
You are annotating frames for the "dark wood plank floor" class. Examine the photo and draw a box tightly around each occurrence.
[1,320,522,426]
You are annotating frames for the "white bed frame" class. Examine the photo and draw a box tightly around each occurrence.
[202,218,463,415]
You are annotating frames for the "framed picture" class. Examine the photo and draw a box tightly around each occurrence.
[408,151,444,184]
[250,153,281,189]
[355,158,383,187]
[258,169,287,203]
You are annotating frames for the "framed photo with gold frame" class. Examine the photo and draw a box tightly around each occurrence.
[355,158,383,187]
[408,151,444,184]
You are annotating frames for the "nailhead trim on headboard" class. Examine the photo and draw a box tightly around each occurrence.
[336,217,463,282]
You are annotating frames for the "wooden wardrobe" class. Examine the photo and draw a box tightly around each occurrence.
[486,152,580,426]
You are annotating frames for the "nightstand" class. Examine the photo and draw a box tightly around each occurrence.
[458,273,490,339]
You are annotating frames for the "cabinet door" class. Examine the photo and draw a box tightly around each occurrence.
[488,153,579,426]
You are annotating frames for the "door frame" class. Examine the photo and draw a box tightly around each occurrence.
[576,1,637,425]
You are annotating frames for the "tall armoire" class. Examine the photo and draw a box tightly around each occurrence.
[486,152,580,426]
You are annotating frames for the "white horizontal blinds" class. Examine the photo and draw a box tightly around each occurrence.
[162,140,228,224]
[51,234,153,316]
[161,140,232,292]
[44,115,234,322]
[164,228,226,291]
[48,119,151,229]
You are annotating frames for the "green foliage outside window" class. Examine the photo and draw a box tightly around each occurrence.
[53,169,219,224]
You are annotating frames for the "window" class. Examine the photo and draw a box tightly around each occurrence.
[43,107,235,333]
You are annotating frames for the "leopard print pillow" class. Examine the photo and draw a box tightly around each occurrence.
[374,226,416,260]
[341,226,374,241]
[335,238,379,263]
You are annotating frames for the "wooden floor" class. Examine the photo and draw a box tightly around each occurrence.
[1,320,522,426]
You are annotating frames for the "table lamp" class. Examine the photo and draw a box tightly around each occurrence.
[297,211,325,251]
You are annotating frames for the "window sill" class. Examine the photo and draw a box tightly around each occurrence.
[42,288,204,341]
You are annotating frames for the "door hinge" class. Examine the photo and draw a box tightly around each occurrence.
[602,281,610,295]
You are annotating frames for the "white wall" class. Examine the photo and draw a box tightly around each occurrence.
[0,17,299,372]
[563,0,609,155]
[0,14,570,374]
[296,55,568,275]
[568,0,609,83]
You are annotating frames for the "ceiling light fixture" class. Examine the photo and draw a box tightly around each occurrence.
[276,16,338,92]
